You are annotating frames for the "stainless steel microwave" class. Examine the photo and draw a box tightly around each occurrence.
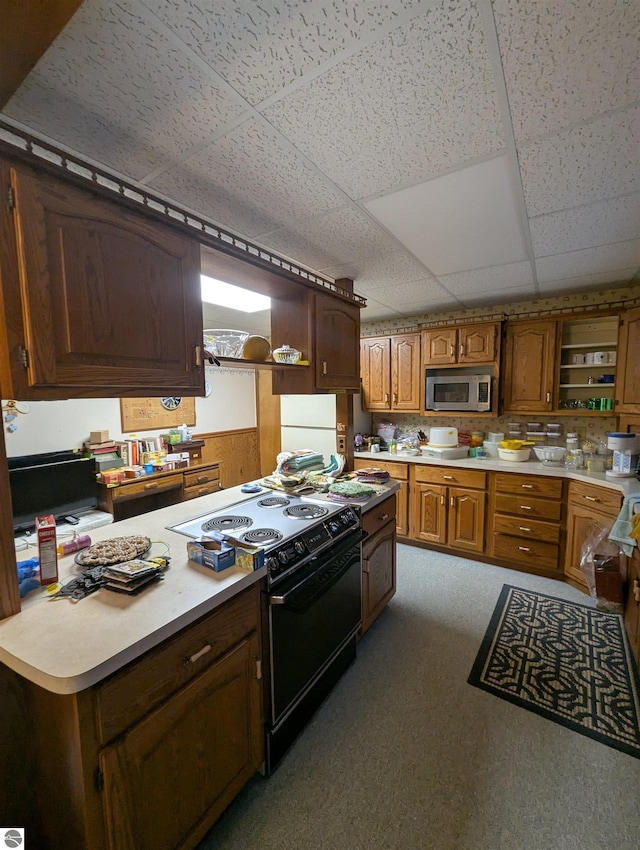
[425,374,491,412]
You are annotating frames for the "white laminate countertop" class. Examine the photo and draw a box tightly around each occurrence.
[354,450,640,498]
[2,480,400,695]
[3,486,270,695]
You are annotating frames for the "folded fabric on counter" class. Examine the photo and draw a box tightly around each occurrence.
[608,493,640,557]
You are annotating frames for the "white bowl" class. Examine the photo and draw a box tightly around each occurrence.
[497,447,531,462]
[533,445,566,463]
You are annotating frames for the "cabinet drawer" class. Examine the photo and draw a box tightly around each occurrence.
[568,481,622,513]
[494,473,562,499]
[494,493,562,522]
[413,466,486,489]
[183,465,220,488]
[111,473,183,503]
[183,482,221,500]
[493,514,561,544]
[493,533,560,572]
[354,459,409,480]
[362,494,397,538]
[94,584,259,745]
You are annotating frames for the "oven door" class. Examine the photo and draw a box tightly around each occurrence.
[268,529,362,726]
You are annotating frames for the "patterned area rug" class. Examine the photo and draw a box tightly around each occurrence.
[468,584,640,759]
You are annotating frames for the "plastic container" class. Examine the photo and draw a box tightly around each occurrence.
[487,432,504,443]
[429,427,458,447]
[533,446,566,464]
[566,432,579,452]
[498,447,531,462]
[483,440,499,458]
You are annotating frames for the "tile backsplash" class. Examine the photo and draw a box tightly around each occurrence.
[371,413,617,447]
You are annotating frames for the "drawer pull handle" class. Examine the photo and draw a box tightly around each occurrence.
[144,483,159,490]
[322,360,328,375]
[520,484,534,489]
[520,505,532,511]
[196,475,208,483]
[380,513,389,521]
[384,393,389,403]
[583,495,600,502]
[440,495,445,505]
[518,546,531,553]
[519,526,532,532]
[443,475,454,480]
[186,644,212,665]
[450,496,455,507]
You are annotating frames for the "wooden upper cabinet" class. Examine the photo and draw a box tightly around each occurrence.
[391,334,421,410]
[423,323,497,366]
[0,159,204,399]
[360,333,421,412]
[314,292,360,391]
[616,306,640,414]
[502,320,557,412]
[360,337,391,410]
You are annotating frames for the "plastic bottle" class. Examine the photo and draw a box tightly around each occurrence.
[566,432,579,452]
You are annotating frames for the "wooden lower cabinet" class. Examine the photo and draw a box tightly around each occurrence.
[564,481,622,592]
[353,459,409,536]
[488,473,564,575]
[410,466,486,554]
[361,495,397,634]
[5,584,264,850]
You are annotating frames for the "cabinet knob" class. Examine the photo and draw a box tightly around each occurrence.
[380,513,389,521]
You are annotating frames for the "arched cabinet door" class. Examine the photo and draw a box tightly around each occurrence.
[1,158,204,399]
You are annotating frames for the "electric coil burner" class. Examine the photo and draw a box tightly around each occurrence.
[168,491,360,587]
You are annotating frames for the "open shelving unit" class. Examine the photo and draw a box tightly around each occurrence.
[558,316,618,412]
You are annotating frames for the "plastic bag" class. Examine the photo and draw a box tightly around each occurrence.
[579,522,626,612]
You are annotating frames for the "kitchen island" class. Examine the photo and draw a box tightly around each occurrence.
[1,479,399,850]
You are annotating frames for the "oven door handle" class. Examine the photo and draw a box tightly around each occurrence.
[270,530,364,612]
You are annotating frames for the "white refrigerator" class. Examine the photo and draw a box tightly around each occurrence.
[280,395,337,461]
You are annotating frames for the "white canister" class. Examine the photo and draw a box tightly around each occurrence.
[592,351,606,365]
[487,431,505,443]
[572,353,586,364]
[429,427,458,447]
[584,352,595,364]
[607,351,617,365]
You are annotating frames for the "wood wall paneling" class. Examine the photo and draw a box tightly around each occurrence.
[256,371,281,477]
[197,429,260,488]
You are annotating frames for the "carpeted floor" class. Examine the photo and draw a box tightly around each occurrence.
[198,545,640,850]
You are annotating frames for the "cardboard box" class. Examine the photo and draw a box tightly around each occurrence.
[220,535,265,573]
[90,429,110,444]
[36,514,58,585]
[123,465,145,478]
[187,539,236,572]
[102,469,125,485]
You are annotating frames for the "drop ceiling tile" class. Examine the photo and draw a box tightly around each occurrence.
[263,205,430,280]
[529,193,640,258]
[357,277,451,303]
[146,0,425,106]
[538,271,639,294]
[359,298,406,322]
[457,285,538,307]
[149,118,346,237]
[4,0,248,180]
[493,0,640,142]
[363,157,528,276]
[438,261,534,296]
[518,106,640,217]
[535,240,640,283]
[264,1,504,199]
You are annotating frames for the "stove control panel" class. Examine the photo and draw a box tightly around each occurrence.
[266,505,359,584]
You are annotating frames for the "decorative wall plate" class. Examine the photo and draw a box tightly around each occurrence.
[160,397,182,410]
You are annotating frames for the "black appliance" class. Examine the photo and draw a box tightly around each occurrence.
[168,492,362,772]
[9,450,98,534]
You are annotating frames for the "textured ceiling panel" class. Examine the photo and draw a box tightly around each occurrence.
[357,277,454,303]
[529,193,640,258]
[535,239,640,283]
[537,271,639,294]
[150,117,346,237]
[363,157,528,276]
[145,0,425,105]
[4,0,248,180]
[438,261,534,296]
[493,0,640,141]
[518,106,640,217]
[458,285,535,306]
[264,1,504,199]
